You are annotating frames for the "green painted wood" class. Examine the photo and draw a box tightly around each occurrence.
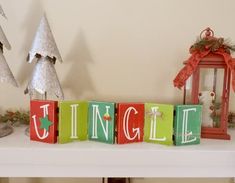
[174,105,202,146]
[58,101,88,144]
[144,103,174,145]
[88,101,115,144]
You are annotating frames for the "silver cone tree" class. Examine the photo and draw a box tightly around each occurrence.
[0,5,17,138]
[25,14,64,99]
[0,5,18,87]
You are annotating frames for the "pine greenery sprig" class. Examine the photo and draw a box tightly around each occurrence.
[190,37,235,54]
[228,112,235,128]
[0,110,29,125]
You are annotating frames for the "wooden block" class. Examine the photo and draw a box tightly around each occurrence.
[30,100,58,144]
[58,101,88,144]
[144,103,174,145]
[88,101,115,144]
[174,105,202,146]
[117,103,144,144]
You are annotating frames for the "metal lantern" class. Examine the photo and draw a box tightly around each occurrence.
[174,28,235,140]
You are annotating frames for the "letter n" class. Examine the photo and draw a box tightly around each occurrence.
[88,101,115,144]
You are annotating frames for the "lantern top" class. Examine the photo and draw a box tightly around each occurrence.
[189,28,235,54]
[200,27,214,39]
[173,27,235,91]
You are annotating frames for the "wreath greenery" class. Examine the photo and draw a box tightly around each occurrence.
[190,37,235,54]
[0,110,29,125]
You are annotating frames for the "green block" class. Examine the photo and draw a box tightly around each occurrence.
[144,103,174,145]
[58,101,88,144]
[88,101,115,144]
[174,105,202,146]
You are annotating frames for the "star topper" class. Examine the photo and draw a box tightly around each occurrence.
[39,115,53,132]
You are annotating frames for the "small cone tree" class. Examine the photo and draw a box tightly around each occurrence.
[0,5,18,87]
[26,14,63,143]
[25,14,64,100]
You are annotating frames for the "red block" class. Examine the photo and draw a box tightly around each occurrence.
[117,103,144,144]
[30,100,58,143]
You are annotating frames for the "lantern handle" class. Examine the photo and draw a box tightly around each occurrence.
[200,27,214,39]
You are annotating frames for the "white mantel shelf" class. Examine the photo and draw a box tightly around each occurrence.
[0,126,235,177]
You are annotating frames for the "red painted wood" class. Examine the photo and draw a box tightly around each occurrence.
[30,100,58,143]
[201,132,230,140]
[185,54,231,140]
[192,67,199,104]
[117,103,144,144]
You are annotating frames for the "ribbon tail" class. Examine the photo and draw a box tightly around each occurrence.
[173,51,210,89]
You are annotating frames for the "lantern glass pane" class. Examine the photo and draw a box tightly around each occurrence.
[199,68,224,128]
[184,76,192,104]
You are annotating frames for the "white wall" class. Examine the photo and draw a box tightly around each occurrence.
[0,0,234,111]
[0,0,235,182]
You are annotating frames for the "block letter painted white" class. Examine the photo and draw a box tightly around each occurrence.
[32,104,50,139]
[182,108,197,144]
[123,107,140,140]
[91,105,109,140]
[149,107,166,141]
[70,104,79,139]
